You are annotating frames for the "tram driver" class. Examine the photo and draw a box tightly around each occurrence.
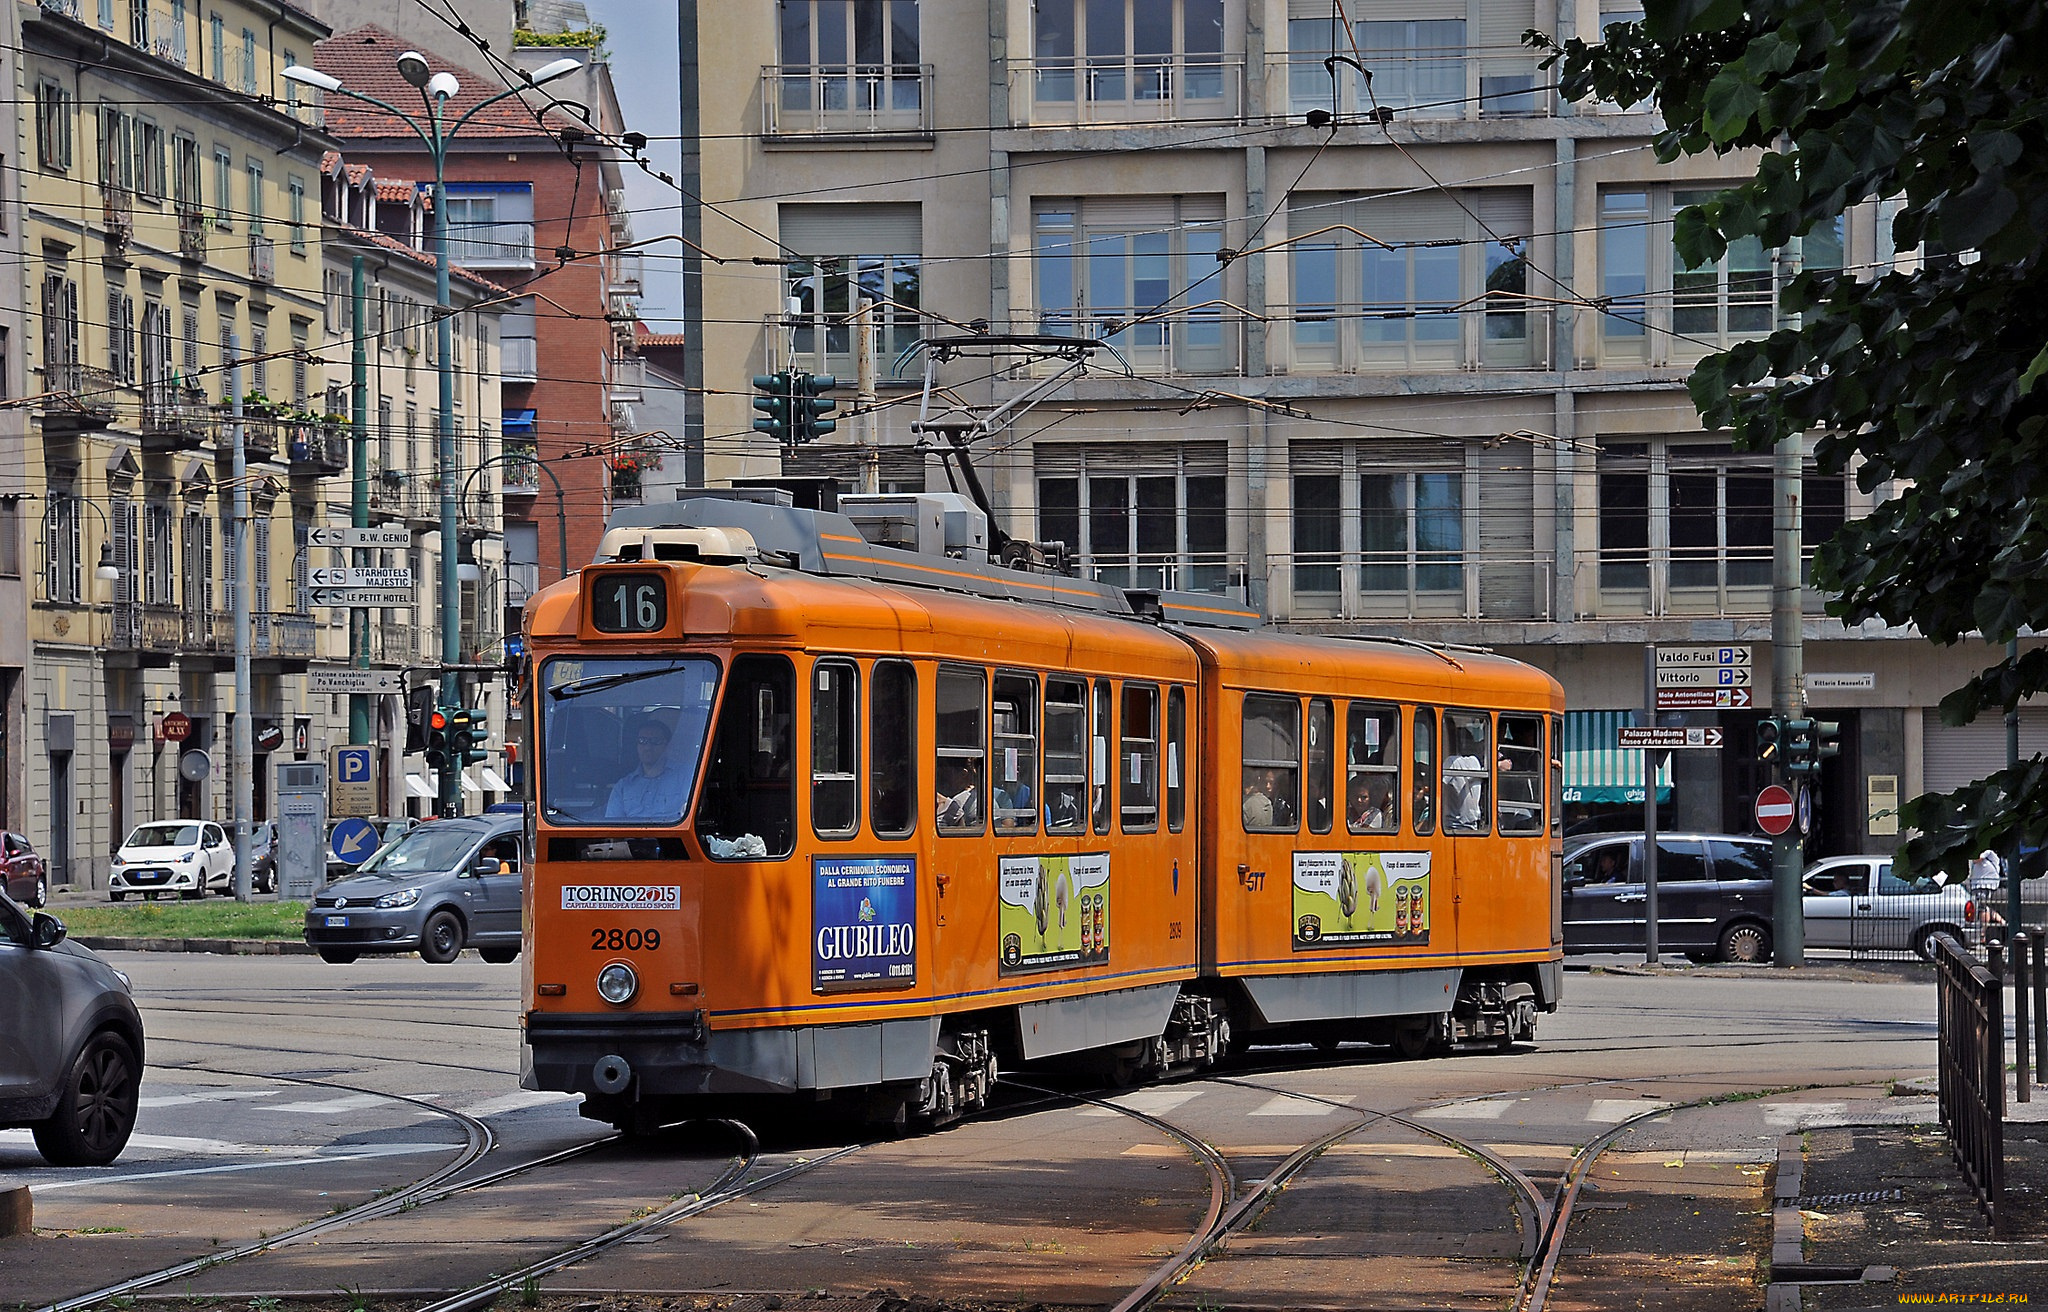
[605,716,693,821]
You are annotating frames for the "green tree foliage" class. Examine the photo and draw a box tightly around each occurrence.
[1532,1,2048,877]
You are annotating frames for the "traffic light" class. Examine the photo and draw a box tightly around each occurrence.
[1754,716,1784,766]
[751,372,792,445]
[1812,719,1841,769]
[424,707,451,772]
[1782,718,1819,776]
[405,684,436,754]
[449,708,490,766]
[793,372,839,444]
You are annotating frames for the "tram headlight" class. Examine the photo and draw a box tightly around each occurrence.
[596,961,639,1006]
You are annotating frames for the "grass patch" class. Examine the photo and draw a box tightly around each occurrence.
[55,900,309,940]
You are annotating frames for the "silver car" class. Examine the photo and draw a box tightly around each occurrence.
[304,816,524,965]
[1802,856,1982,960]
[0,891,145,1165]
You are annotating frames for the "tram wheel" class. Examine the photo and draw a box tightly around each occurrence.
[1391,1017,1438,1060]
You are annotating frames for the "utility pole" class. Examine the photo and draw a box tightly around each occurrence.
[350,255,371,747]
[230,336,253,902]
[1772,433,1805,966]
[855,298,879,495]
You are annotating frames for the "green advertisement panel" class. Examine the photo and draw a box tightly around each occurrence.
[998,852,1110,974]
[1291,851,1431,949]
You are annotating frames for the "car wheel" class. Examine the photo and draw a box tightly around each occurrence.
[1718,921,1772,964]
[478,947,520,964]
[419,910,465,964]
[317,948,360,964]
[1913,926,1957,962]
[30,874,48,909]
[179,888,202,901]
[31,1032,141,1167]
[109,891,125,903]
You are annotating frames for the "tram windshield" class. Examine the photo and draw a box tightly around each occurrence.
[539,656,721,825]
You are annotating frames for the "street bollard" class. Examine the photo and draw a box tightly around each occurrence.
[2033,928,2048,1085]
[2016,932,2033,1104]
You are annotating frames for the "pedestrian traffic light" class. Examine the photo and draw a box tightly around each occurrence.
[425,707,451,772]
[405,684,436,754]
[1782,718,1819,776]
[449,708,489,766]
[793,372,839,444]
[1754,716,1784,766]
[751,372,792,445]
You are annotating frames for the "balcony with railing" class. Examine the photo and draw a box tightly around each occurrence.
[377,618,420,663]
[1008,56,1244,127]
[501,335,538,383]
[1281,301,1549,374]
[502,439,541,496]
[101,182,133,246]
[608,354,647,404]
[609,399,638,437]
[1273,549,1555,624]
[176,203,206,261]
[608,250,642,298]
[249,234,275,283]
[762,64,934,138]
[397,473,441,527]
[287,423,348,475]
[1278,46,1551,123]
[140,381,208,452]
[40,362,120,432]
[447,221,535,271]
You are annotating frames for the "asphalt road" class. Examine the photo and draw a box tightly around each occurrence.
[0,952,1945,1309]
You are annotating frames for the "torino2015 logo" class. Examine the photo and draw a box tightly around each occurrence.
[560,886,682,911]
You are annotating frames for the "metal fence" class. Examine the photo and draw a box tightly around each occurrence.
[1935,932,2005,1233]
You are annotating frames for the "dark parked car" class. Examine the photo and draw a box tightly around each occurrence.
[2,831,49,908]
[1562,833,1776,962]
[304,816,524,965]
[0,890,145,1165]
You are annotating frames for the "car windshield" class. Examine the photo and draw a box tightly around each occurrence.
[127,824,199,848]
[353,825,485,877]
[539,656,720,825]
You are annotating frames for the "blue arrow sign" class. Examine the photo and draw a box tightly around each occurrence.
[330,817,381,865]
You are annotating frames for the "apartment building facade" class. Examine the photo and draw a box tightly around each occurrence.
[20,0,351,889]
[688,0,2008,858]
[0,0,27,836]
[320,156,511,818]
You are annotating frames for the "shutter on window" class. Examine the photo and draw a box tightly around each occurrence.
[254,515,271,613]
[1345,0,1466,20]
[779,203,921,256]
[1032,441,1228,478]
[1084,197,1180,227]
[1475,188,1534,239]
[1476,0,1536,50]
[1476,444,1535,617]
[112,498,135,606]
[783,444,927,488]
[1354,440,1463,469]
[1348,193,1466,244]
[202,515,214,612]
[1288,441,1345,477]
[65,282,78,370]
[67,500,82,601]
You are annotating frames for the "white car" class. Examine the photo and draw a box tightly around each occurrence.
[109,820,236,901]
[1802,855,1982,960]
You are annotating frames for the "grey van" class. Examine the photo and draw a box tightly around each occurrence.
[304,816,524,964]
[1562,833,1776,962]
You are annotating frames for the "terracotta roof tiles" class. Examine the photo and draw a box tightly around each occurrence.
[314,26,579,141]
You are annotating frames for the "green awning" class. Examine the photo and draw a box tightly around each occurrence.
[1562,710,1672,805]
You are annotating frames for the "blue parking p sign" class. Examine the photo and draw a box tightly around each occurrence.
[335,746,372,782]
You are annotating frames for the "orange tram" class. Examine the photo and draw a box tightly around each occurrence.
[519,491,1565,1134]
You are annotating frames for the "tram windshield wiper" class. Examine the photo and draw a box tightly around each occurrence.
[547,663,689,700]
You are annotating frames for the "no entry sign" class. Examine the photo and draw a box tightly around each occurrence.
[1755,784,1796,836]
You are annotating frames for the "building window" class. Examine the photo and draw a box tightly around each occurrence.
[1029,0,1225,112]
[287,176,306,251]
[1288,444,1467,615]
[778,202,920,377]
[209,12,224,82]
[172,135,200,214]
[283,48,300,117]
[1600,186,1845,359]
[1036,444,1229,593]
[245,159,263,231]
[1034,197,1230,373]
[107,290,136,382]
[130,0,150,48]
[213,146,233,229]
[241,29,257,95]
[1362,471,1464,595]
[442,183,534,266]
[1670,444,1771,591]
[45,487,81,604]
[96,104,134,192]
[138,121,165,201]
[250,322,267,397]
[290,323,308,406]
[775,0,924,129]
[144,501,174,604]
[42,274,80,386]
[1598,441,1648,591]
[172,0,188,65]
[35,83,72,172]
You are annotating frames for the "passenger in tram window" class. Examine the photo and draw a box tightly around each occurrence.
[1046,785,1082,830]
[1265,767,1297,828]
[994,777,1033,829]
[936,759,983,828]
[1349,773,1392,832]
[1242,771,1273,828]
[1444,723,1490,832]
[604,717,692,821]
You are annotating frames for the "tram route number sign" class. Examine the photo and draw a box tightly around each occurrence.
[1655,686,1754,710]
[1617,726,1726,751]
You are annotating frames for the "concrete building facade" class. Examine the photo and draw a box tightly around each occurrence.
[684,0,2007,858]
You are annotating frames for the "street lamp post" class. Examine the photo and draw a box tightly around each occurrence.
[284,53,579,817]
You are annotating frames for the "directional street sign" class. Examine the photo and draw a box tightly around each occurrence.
[1655,686,1755,711]
[330,745,378,819]
[310,668,406,695]
[1617,726,1727,750]
[310,566,414,589]
[1655,664,1754,688]
[308,526,413,549]
[329,816,382,864]
[1655,644,1753,667]
[311,588,415,608]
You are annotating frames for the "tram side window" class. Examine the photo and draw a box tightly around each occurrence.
[1242,694,1301,833]
[936,665,986,835]
[811,659,859,840]
[1497,713,1545,836]
[1166,686,1186,833]
[993,673,1039,835]
[870,660,916,839]
[1044,679,1087,834]
[696,654,795,859]
[1305,698,1334,835]
[1550,714,1564,838]
[1091,680,1114,835]
[1121,682,1159,832]
[1442,710,1493,835]
[1346,702,1400,835]
[1412,707,1438,836]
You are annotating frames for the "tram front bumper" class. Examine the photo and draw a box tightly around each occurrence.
[523,1009,772,1099]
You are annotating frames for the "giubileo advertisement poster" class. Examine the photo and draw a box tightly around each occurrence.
[812,856,917,991]
[998,853,1110,973]
[1291,851,1431,949]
